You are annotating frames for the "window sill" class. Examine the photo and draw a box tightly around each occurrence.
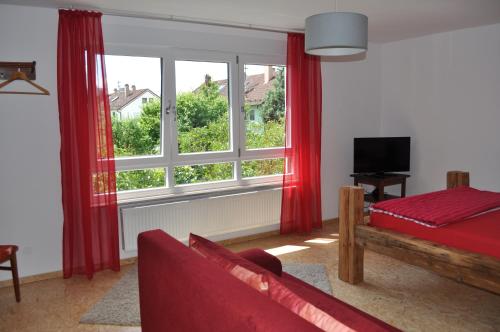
[117,181,283,208]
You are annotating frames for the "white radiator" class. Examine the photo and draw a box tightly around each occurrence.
[120,188,282,251]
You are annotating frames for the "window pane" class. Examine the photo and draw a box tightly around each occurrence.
[116,168,166,191]
[244,65,286,149]
[105,55,162,158]
[174,162,233,185]
[175,60,230,154]
[242,158,284,178]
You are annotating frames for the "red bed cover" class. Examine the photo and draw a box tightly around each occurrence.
[371,186,500,227]
[370,210,500,259]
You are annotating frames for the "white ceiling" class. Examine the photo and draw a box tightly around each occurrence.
[3,0,500,42]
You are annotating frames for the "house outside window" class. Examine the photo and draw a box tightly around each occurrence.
[110,84,160,121]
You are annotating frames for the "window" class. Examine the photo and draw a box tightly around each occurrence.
[105,50,286,198]
[116,168,166,191]
[242,158,284,178]
[239,60,286,182]
[243,64,286,150]
[106,55,162,159]
[174,162,234,185]
[174,60,231,154]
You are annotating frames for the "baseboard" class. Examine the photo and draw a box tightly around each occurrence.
[0,257,137,289]
[0,270,63,289]
[0,218,338,288]
[217,218,337,246]
[217,229,280,246]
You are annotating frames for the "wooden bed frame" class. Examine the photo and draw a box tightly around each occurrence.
[338,171,500,295]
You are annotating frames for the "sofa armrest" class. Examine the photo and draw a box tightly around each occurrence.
[238,248,282,276]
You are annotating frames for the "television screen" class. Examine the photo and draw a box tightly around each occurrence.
[354,137,410,174]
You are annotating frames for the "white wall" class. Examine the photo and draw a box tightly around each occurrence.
[380,23,500,195]
[0,4,382,280]
[0,6,62,281]
[321,49,382,218]
[102,15,286,56]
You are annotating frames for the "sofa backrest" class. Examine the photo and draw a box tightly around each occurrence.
[138,230,323,332]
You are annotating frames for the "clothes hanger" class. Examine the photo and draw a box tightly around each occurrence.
[0,68,50,95]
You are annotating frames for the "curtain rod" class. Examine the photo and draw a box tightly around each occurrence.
[64,6,303,35]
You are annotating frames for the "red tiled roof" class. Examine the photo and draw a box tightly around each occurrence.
[211,71,277,105]
[244,72,276,105]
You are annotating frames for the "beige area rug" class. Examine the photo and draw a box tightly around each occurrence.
[80,263,332,326]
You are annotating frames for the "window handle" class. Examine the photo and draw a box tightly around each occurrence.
[241,106,246,120]
[165,100,172,114]
[165,100,177,121]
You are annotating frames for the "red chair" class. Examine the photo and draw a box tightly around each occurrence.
[0,245,20,302]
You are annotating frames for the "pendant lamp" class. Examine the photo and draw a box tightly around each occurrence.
[305,5,368,56]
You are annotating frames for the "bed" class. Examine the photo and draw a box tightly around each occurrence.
[338,171,500,294]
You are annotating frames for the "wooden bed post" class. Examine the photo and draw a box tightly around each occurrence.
[338,186,365,284]
[447,171,470,189]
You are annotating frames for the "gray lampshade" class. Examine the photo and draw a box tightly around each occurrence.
[305,12,368,56]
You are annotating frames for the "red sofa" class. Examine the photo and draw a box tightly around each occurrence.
[138,230,398,332]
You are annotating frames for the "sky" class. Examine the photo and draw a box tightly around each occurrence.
[105,55,279,97]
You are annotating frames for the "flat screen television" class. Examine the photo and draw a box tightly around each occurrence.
[354,137,410,174]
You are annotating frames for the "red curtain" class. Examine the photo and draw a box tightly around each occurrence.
[57,9,120,279]
[280,33,323,234]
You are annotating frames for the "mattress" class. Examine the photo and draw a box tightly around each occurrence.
[369,209,500,259]
[370,186,500,228]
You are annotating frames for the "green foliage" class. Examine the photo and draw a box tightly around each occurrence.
[259,68,285,122]
[139,99,162,153]
[178,116,229,153]
[246,121,285,149]
[112,99,161,157]
[174,163,233,185]
[176,80,229,133]
[115,169,165,191]
[242,158,284,178]
[112,117,147,156]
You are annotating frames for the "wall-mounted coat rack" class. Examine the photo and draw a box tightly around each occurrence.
[0,61,50,95]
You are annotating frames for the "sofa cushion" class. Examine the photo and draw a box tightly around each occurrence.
[238,248,282,276]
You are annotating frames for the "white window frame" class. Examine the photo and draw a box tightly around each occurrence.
[106,45,287,201]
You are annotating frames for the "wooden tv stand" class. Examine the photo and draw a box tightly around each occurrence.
[350,173,410,203]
